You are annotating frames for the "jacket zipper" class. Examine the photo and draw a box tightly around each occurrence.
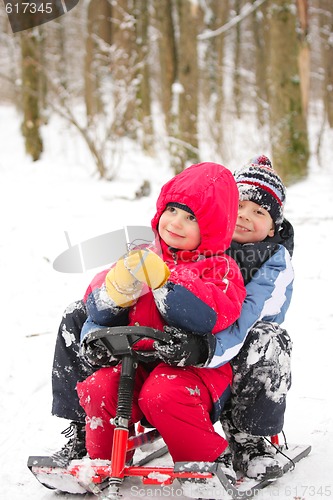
[171,251,178,265]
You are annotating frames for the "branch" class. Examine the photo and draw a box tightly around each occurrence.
[198,0,269,40]
[168,136,200,156]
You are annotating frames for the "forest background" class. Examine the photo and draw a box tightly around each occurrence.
[1,0,333,186]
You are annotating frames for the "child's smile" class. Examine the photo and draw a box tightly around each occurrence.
[233,200,275,243]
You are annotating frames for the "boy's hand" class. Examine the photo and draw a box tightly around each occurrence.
[125,249,170,289]
[105,257,143,307]
[154,326,209,367]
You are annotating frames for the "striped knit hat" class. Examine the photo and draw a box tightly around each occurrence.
[234,155,286,227]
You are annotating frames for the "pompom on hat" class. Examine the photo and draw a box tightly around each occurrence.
[234,155,286,228]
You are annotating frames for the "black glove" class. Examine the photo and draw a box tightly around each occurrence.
[154,326,209,367]
[81,339,120,368]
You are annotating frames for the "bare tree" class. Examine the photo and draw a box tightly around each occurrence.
[134,0,154,152]
[232,0,244,119]
[171,0,202,172]
[319,0,333,128]
[152,0,177,134]
[200,0,230,158]
[296,0,310,117]
[20,28,43,161]
[109,0,140,138]
[267,0,309,183]
[252,0,270,127]
[84,0,112,119]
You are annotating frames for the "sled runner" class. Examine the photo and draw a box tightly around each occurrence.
[177,442,311,499]
[28,326,311,499]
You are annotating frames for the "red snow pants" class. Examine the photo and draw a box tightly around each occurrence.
[77,362,230,462]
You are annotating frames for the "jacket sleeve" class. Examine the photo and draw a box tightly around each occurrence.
[153,255,246,334]
[80,268,129,343]
[206,245,294,368]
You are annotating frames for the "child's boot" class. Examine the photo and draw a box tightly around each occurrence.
[215,447,237,484]
[52,421,86,466]
[221,413,283,480]
[231,432,283,480]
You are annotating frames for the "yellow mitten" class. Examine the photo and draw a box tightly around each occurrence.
[105,257,143,307]
[125,249,170,289]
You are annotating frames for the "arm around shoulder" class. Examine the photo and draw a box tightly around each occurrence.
[207,245,293,368]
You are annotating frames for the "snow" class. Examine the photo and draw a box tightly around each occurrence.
[1,103,333,499]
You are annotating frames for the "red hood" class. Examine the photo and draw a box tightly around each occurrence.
[151,162,239,255]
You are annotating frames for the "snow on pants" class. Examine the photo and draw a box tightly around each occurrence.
[227,321,292,436]
[51,300,93,422]
[77,363,230,463]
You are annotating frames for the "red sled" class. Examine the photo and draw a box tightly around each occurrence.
[28,326,311,499]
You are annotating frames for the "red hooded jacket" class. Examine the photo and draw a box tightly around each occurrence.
[82,162,246,417]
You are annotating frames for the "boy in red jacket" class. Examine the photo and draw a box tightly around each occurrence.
[76,162,245,480]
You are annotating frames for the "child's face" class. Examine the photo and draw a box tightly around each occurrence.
[159,206,201,250]
[233,200,275,244]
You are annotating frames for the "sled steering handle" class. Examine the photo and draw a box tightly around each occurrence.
[85,325,172,358]
[85,326,172,429]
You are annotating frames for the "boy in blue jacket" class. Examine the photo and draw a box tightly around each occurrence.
[225,156,293,480]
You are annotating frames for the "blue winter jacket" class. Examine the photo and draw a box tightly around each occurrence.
[206,244,293,368]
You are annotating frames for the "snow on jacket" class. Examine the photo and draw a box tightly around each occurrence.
[207,219,294,368]
[81,162,246,419]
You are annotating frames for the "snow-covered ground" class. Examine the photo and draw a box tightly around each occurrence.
[1,104,333,499]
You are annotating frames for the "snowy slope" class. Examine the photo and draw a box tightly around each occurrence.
[1,105,333,499]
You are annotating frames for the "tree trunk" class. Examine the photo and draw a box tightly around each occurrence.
[135,0,154,152]
[110,0,138,138]
[267,0,309,184]
[153,0,177,134]
[252,0,269,127]
[320,0,333,128]
[20,29,43,161]
[201,0,229,158]
[36,25,48,119]
[296,0,310,117]
[84,0,112,119]
[233,0,243,119]
[172,0,201,172]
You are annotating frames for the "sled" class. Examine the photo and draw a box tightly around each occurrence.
[28,326,311,499]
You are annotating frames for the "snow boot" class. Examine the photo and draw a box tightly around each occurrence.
[215,447,237,484]
[231,433,283,480]
[222,413,283,480]
[52,421,87,466]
